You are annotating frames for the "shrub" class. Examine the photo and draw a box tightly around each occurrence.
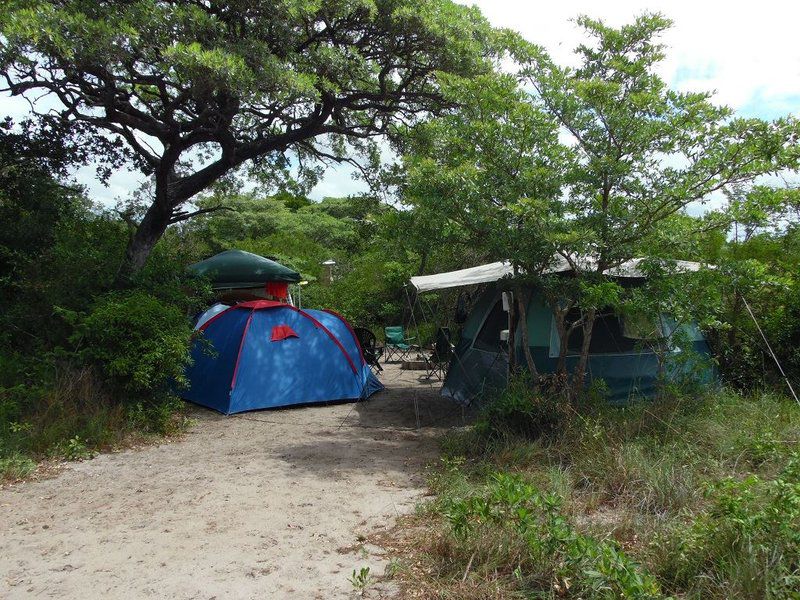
[0,452,37,481]
[473,375,567,442]
[74,291,193,397]
[444,473,662,598]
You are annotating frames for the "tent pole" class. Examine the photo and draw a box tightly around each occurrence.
[742,294,799,405]
[404,284,423,359]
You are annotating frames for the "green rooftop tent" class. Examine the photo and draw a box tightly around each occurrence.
[409,258,716,405]
[189,250,301,302]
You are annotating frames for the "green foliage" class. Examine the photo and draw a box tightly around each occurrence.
[402,12,799,397]
[0,125,200,467]
[348,566,373,595]
[474,375,567,442]
[692,188,800,389]
[403,386,800,598]
[443,473,662,598]
[0,452,36,481]
[75,291,193,395]
[58,435,94,461]
[657,457,800,598]
[1,0,514,274]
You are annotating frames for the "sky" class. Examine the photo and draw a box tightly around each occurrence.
[2,0,799,205]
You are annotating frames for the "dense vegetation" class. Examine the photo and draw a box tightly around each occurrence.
[1,2,799,597]
[379,383,800,599]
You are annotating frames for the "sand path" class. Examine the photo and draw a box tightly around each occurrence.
[0,365,459,599]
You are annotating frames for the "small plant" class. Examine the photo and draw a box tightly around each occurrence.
[0,452,37,480]
[474,375,566,442]
[60,435,94,461]
[348,566,372,596]
[384,558,401,579]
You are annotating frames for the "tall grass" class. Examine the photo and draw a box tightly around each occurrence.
[1,364,189,481]
[392,382,800,599]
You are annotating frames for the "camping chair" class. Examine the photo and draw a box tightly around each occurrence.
[423,327,454,381]
[383,325,415,362]
[353,327,383,374]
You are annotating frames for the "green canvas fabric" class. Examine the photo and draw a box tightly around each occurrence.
[442,285,716,406]
[189,250,301,288]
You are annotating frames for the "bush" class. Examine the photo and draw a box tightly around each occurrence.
[657,455,800,599]
[474,375,567,442]
[75,290,193,396]
[443,473,662,598]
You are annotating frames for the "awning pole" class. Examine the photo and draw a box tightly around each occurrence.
[404,284,423,358]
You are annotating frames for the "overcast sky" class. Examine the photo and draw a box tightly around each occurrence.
[2,0,799,205]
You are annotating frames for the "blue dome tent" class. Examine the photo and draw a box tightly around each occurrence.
[183,300,383,414]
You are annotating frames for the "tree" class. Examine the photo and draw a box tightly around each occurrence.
[402,72,567,381]
[521,13,799,394]
[1,0,509,280]
[403,14,799,399]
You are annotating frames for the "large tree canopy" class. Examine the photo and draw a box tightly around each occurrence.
[0,0,509,278]
[402,13,800,397]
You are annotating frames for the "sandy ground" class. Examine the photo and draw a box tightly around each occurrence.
[0,364,466,599]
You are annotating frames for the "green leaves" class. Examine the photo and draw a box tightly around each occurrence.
[444,473,663,598]
[75,290,193,395]
[521,13,797,269]
[402,72,566,272]
[2,0,513,273]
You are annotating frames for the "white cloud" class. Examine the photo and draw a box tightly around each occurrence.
[309,163,368,200]
[463,0,800,116]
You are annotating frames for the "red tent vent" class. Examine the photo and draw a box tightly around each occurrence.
[271,324,298,342]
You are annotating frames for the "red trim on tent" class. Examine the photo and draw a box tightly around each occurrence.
[271,324,298,341]
[230,310,254,391]
[197,307,234,332]
[237,300,287,310]
[198,301,284,333]
[199,299,359,377]
[322,308,367,366]
[236,301,358,374]
[296,310,359,375]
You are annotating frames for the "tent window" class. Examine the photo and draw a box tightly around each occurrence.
[473,300,508,352]
[622,312,664,340]
[563,308,638,354]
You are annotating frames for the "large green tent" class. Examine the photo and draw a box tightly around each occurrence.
[410,259,716,405]
[188,250,301,289]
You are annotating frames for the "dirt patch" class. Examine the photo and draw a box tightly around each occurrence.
[0,365,462,599]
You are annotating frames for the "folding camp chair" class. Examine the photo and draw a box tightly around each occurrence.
[353,327,383,374]
[423,327,454,381]
[383,325,415,362]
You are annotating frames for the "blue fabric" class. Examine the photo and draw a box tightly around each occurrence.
[183,305,383,414]
[183,308,251,413]
[305,309,381,399]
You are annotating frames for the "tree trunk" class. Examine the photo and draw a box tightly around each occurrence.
[417,250,429,276]
[554,308,569,375]
[516,291,540,393]
[114,182,175,286]
[572,308,597,399]
[507,291,517,374]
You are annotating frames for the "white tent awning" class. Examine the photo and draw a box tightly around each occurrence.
[409,257,706,293]
[409,261,514,292]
